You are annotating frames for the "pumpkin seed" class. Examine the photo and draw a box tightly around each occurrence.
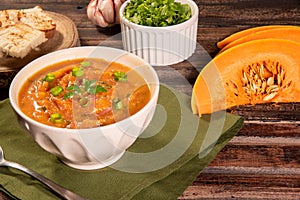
[259,65,265,79]
[265,64,273,74]
[277,74,281,86]
[263,92,278,101]
[267,77,274,86]
[226,80,239,95]
[261,81,267,93]
[266,85,278,93]
[238,60,290,99]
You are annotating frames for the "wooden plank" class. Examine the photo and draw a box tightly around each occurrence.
[180,185,300,200]
[238,122,300,137]
[210,144,300,168]
[180,165,300,199]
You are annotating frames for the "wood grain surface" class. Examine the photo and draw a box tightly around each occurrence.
[1,0,300,199]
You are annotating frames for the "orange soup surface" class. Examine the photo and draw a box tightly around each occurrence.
[19,58,151,129]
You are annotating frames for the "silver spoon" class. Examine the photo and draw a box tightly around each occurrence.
[0,146,86,200]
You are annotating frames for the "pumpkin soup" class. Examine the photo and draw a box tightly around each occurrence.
[19,58,151,129]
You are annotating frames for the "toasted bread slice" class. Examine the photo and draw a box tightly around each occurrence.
[0,6,56,58]
[0,6,56,38]
[0,23,47,58]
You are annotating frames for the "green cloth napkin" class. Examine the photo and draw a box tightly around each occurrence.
[0,84,243,200]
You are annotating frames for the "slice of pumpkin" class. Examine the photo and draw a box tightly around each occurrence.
[217,25,298,49]
[219,27,300,54]
[192,39,300,116]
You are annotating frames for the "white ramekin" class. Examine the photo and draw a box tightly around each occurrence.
[119,0,199,66]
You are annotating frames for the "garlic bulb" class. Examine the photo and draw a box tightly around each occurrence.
[87,0,126,27]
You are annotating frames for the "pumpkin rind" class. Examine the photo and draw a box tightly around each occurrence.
[217,25,298,49]
[192,39,300,116]
[219,27,300,53]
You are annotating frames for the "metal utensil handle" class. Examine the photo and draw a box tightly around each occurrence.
[3,161,86,200]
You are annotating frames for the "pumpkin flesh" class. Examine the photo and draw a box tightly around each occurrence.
[192,39,300,116]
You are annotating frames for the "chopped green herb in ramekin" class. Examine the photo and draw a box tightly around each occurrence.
[123,0,192,27]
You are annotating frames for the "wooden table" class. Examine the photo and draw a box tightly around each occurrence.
[1,0,300,199]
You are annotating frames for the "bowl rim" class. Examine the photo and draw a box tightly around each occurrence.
[119,0,199,30]
[9,46,160,133]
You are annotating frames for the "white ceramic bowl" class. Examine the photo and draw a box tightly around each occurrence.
[9,46,160,170]
[119,0,198,66]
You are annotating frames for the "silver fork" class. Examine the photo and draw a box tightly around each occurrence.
[0,146,87,200]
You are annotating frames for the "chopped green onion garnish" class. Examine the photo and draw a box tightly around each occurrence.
[114,71,127,82]
[123,0,191,27]
[79,97,89,107]
[64,84,82,99]
[84,79,97,91]
[82,79,107,94]
[66,86,73,90]
[80,61,91,67]
[87,85,107,95]
[50,86,63,96]
[63,92,74,99]
[50,113,63,123]
[112,98,123,110]
[43,73,55,82]
[72,67,84,77]
[67,84,81,94]
[96,85,107,93]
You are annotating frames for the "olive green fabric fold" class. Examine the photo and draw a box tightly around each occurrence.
[0,84,243,200]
